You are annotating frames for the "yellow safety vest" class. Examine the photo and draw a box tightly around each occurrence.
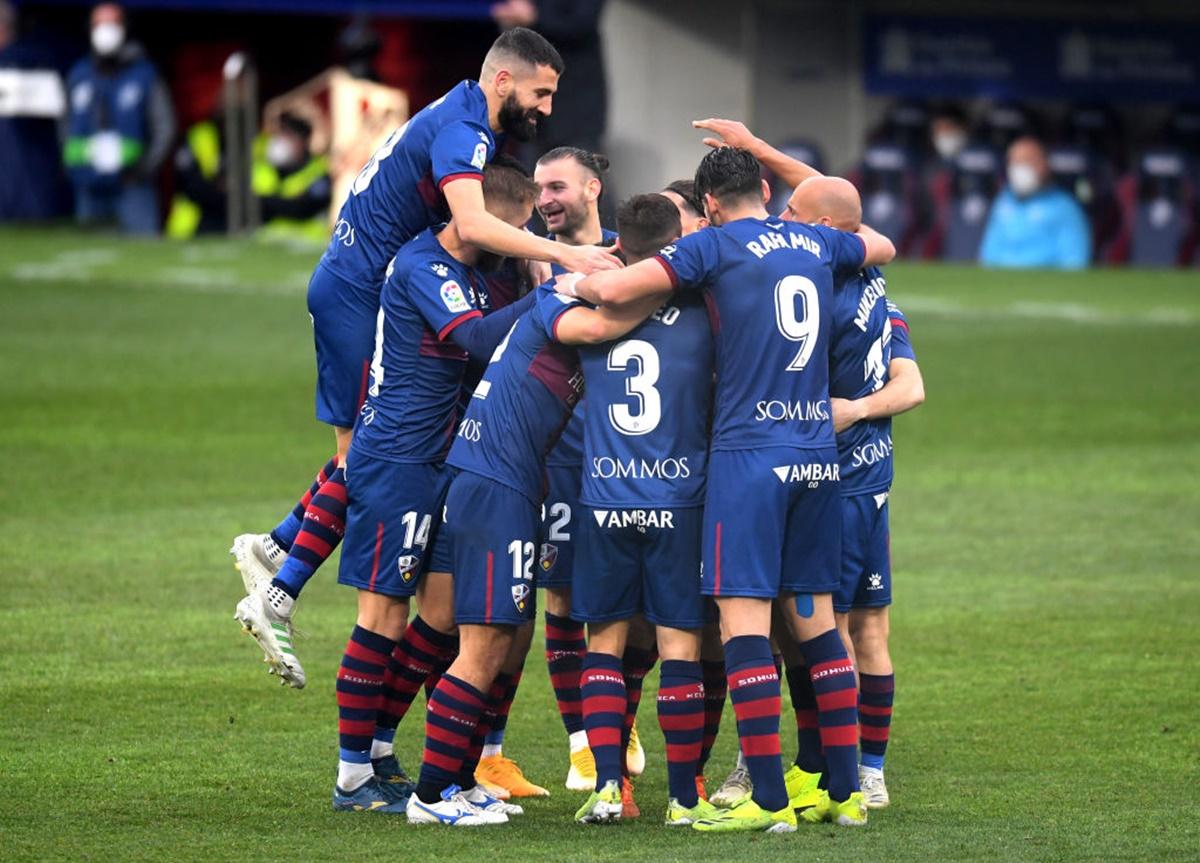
[165,121,221,239]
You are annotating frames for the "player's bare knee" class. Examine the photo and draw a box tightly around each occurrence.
[655,626,701,662]
[355,591,409,640]
[545,587,573,617]
[588,619,629,656]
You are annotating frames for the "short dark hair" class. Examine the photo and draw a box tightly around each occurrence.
[537,147,610,178]
[662,179,704,217]
[616,193,682,261]
[693,147,763,207]
[487,26,564,75]
[483,154,539,210]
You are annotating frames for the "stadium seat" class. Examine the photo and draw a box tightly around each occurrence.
[765,139,825,207]
[1129,148,1195,267]
[1047,144,1121,263]
[941,145,1001,262]
[854,142,924,257]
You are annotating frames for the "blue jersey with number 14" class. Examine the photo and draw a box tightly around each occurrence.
[656,217,865,452]
[319,80,497,294]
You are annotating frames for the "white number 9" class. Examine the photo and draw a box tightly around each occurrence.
[774,275,820,371]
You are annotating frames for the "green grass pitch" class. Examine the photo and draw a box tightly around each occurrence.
[0,227,1197,862]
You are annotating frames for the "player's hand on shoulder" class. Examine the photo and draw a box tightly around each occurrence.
[553,271,586,298]
[831,397,866,433]
[526,259,553,287]
[693,118,761,152]
[561,244,623,275]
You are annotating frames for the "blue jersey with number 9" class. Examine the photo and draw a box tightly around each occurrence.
[319,80,498,294]
[655,217,865,452]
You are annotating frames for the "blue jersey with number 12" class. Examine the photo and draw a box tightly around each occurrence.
[655,217,865,452]
[319,80,497,294]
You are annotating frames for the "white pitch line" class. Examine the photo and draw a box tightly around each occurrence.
[898,294,1198,327]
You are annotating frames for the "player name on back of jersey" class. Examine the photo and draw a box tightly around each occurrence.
[744,226,823,260]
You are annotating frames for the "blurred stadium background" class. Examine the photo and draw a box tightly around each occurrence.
[2,0,1200,265]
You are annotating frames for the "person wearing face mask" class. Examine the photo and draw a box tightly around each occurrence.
[979,136,1091,270]
[251,113,332,244]
[62,2,175,234]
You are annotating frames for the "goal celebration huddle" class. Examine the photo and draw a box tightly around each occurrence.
[229,26,924,833]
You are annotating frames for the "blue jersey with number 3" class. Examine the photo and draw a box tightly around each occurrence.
[319,80,497,293]
[447,283,585,504]
[577,293,713,508]
[829,267,915,494]
[655,217,865,452]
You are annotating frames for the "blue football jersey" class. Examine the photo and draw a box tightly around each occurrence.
[352,227,492,464]
[544,228,618,469]
[320,80,498,293]
[829,267,915,494]
[447,283,585,503]
[656,217,865,452]
[578,293,713,508]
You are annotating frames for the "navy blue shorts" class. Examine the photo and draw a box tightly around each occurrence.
[702,447,842,599]
[307,263,378,429]
[833,491,891,613]
[337,448,450,598]
[444,471,539,626]
[572,505,708,629]
[537,463,580,590]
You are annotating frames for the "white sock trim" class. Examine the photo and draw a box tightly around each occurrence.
[568,730,589,752]
[337,760,374,792]
[481,743,502,759]
[370,738,394,760]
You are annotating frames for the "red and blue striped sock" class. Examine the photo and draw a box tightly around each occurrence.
[336,625,395,790]
[459,672,511,787]
[374,616,457,749]
[724,635,787,812]
[483,669,523,753]
[621,645,657,755]
[270,455,337,551]
[656,659,705,807]
[785,662,825,774]
[271,466,347,598]
[545,612,587,737]
[801,629,860,802]
[423,639,459,700]
[580,652,626,790]
[697,659,727,776]
[415,674,486,804]
[859,672,894,771]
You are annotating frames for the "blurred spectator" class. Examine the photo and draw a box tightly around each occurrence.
[980,136,1090,270]
[252,112,331,243]
[0,0,70,220]
[492,1,607,155]
[167,111,330,242]
[929,105,969,166]
[62,3,174,234]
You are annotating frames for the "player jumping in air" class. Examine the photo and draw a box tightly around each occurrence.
[231,27,619,688]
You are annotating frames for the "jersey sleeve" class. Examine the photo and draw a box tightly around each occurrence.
[533,282,586,342]
[811,224,867,280]
[406,263,483,340]
[653,229,720,291]
[431,121,493,191]
[886,299,916,362]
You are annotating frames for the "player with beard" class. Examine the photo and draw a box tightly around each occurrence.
[231,28,621,689]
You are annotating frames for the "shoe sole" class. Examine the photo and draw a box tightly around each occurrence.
[233,601,306,689]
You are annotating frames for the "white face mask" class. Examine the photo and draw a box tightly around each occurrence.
[1007,162,1041,197]
[933,131,966,160]
[265,135,300,168]
[91,22,125,56]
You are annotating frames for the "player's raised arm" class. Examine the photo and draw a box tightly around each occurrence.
[856,222,896,267]
[554,289,671,344]
[561,256,672,306]
[693,117,823,189]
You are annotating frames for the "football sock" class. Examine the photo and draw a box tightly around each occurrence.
[482,669,523,757]
[271,465,347,599]
[416,674,486,804]
[656,659,705,807]
[621,644,657,756]
[376,616,458,746]
[545,612,587,737]
[580,652,626,790]
[724,635,787,812]
[859,672,895,771]
[786,662,825,774]
[697,658,727,775]
[423,640,459,699]
[459,672,511,787]
[270,455,337,552]
[801,629,860,803]
[336,625,395,791]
